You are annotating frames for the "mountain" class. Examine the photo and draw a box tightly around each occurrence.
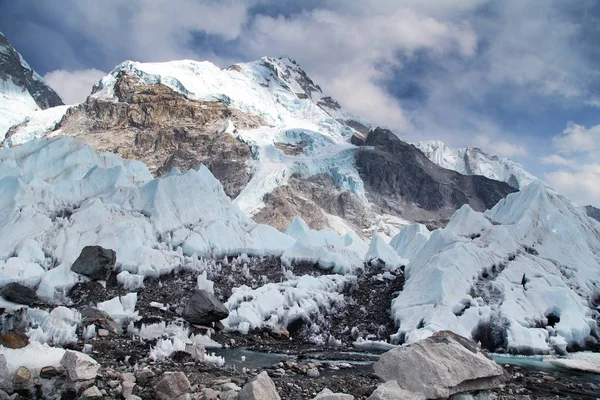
[586,205,600,222]
[393,181,600,354]
[12,57,511,237]
[0,32,63,140]
[414,140,536,189]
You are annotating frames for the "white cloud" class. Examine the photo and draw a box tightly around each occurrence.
[552,122,600,154]
[473,135,527,158]
[44,69,106,104]
[541,121,600,207]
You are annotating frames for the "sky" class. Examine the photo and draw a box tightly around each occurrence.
[1,0,599,206]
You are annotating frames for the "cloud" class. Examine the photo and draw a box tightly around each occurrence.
[473,135,527,158]
[542,121,600,207]
[44,69,106,104]
[552,122,600,154]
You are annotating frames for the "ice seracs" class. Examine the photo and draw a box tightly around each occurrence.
[391,180,600,354]
[414,140,536,189]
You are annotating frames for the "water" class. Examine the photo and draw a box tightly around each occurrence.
[493,355,600,383]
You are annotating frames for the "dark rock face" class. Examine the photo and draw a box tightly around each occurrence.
[182,289,229,326]
[585,205,600,222]
[0,32,63,109]
[58,73,259,198]
[0,283,39,305]
[355,128,516,223]
[70,246,116,281]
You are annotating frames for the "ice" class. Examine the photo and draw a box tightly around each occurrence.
[196,270,214,295]
[0,137,298,300]
[0,341,66,377]
[0,78,40,140]
[26,306,81,345]
[3,105,70,147]
[117,271,145,290]
[391,181,600,354]
[364,232,407,271]
[149,337,186,361]
[389,223,431,263]
[281,216,365,274]
[224,274,354,334]
[545,352,600,374]
[97,293,139,326]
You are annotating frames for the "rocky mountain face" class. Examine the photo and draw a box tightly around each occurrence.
[414,140,536,189]
[0,32,63,139]
[355,129,516,228]
[586,205,600,223]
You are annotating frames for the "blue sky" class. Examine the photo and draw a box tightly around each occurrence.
[1,0,599,206]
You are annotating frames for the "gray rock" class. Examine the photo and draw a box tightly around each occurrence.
[61,350,100,381]
[0,282,39,305]
[373,331,504,399]
[200,387,220,400]
[184,342,205,362]
[122,381,136,398]
[368,381,426,400]
[238,371,280,400]
[182,289,229,325]
[126,396,142,400]
[155,372,192,400]
[71,245,116,281]
[312,388,354,399]
[221,390,240,400]
[0,389,10,400]
[306,367,320,377]
[81,386,103,399]
[135,368,155,385]
[13,366,32,388]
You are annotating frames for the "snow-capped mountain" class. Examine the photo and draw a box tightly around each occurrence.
[11,56,513,236]
[414,140,536,189]
[0,32,63,140]
[586,205,600,223]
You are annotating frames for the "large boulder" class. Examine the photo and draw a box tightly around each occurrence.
[373,331,504,399]
[313,388,354,399]
[368,381,425,400]
[155,372,192,400]
[61,350,100,381]
[182,289,229,325]
[238,371,280,400]
[0,282,38,305]
[71,246,116,281]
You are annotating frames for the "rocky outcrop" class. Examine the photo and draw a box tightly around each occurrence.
[373,331,504,399]
[585,205,600,223]
[238,371,281,400]
[182,289,229,326]
[254,173,369,231]
[58,72,263,198]
[0,32,63,109]
[355,128,516,226]
[71,246,116,281]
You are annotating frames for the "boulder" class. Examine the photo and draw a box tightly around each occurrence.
[122,381,136,398]
[0,330,29,349]
[306,367,320,377]
[238,371,280,400]
[155,372,192,400]
[312,388,354,399]
[368,381,426,400]
[40,366,60,379]
[81,306,121,333]
[71,245,116,281]
[0,282,38,305]
[135,368,155,385]
[373,331,504,399]
[81,386,103,399]
[182,289,229,325]
[60,350,100,381]
[13,366,31,388]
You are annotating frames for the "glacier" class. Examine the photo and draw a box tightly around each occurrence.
[392,181,600,354]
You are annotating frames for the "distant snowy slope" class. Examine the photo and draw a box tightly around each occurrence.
[392,181,600,354]
[414,140,536,189]
[0,32,64,140]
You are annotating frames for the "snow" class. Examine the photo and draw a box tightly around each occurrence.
[26,306,81,345]
[224,274,354,336]
[0,78,40,140]
[97,293,139,326]
[414,140,537,189]
[391,182,600,354]
[545,352,600,374]
[364,232,407,271]
[3,105,70,147]
[281,217,366,274]
[1,341,67,377]
[389,223,431,263]
[0,137,298,300]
